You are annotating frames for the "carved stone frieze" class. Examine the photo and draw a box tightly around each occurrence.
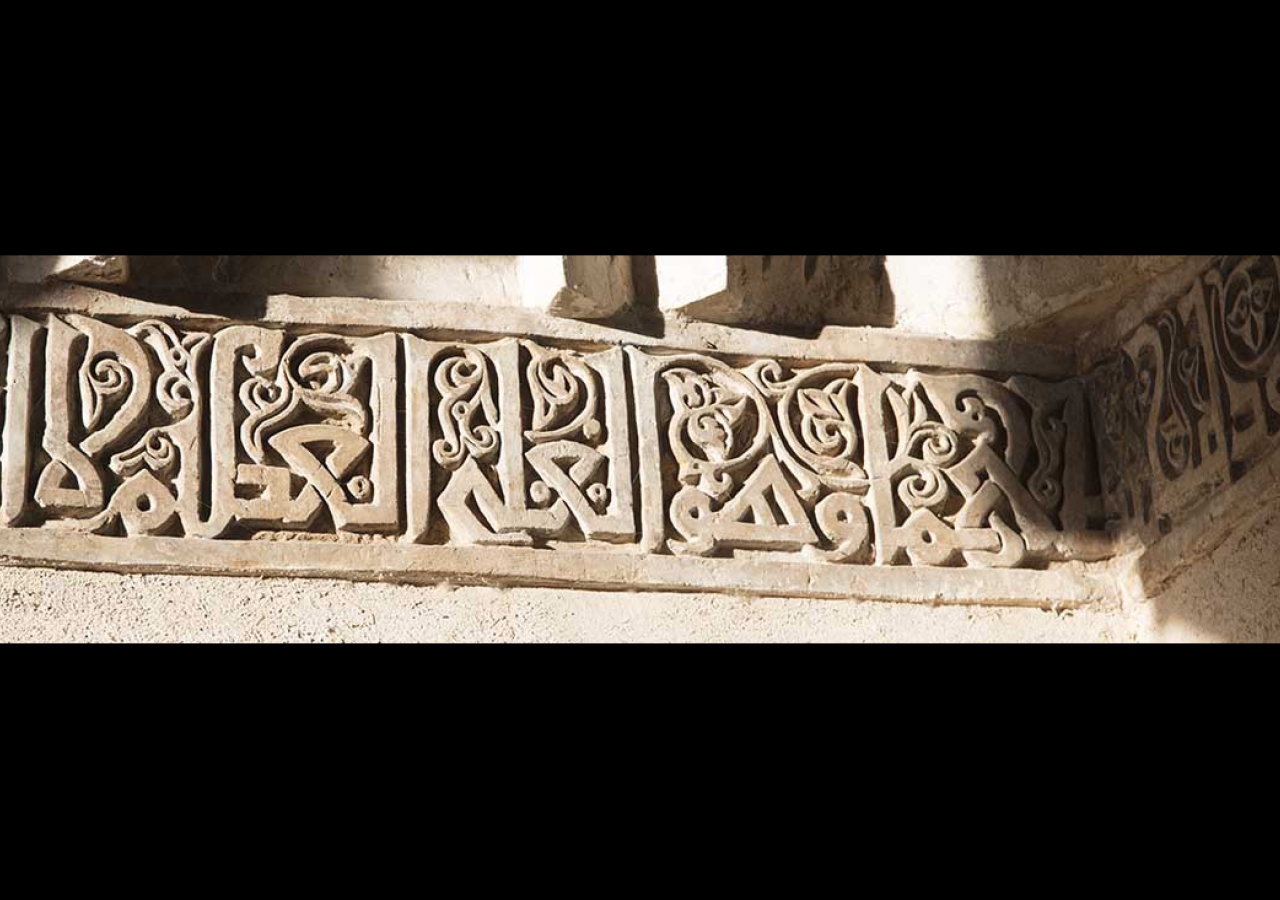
[1088,255,1280,543]
[0,308,1113,605]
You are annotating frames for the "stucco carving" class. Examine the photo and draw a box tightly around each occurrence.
[0,309,1111,604]
[1090,255,1280,541]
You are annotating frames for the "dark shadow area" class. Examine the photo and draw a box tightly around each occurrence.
[1140,498,1280,642]
[114,285,271,320]
[838,254,896,329]
[631,255,659,313]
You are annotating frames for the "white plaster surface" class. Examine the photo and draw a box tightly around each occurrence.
[0,566,1132,643]
[656,256,729,309]
[885,255,1194,340]
[9,517,1274,639]
[130,255,526,305]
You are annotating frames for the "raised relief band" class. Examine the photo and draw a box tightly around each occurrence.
[0,308,1116,606]
[1089,255,1280,545]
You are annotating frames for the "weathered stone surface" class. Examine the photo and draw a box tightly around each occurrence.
[886,255,1199,341]
[0,281,1079,378]
[0,291,1113,608]
[0,565,1135,643]
[98,256,638,319]
[123,255,522,303]
[656,256,893,328]
[517,255,636,319]
[1,255,1276,641]
[5,255,130,285]
[1087,256,1280,548]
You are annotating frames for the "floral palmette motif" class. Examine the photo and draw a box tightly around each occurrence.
[525,343,602,443]
[663,366,768,502]
[433,348,500,470]
[798,383,858,461]
[666,370,749,462]
[1220,259,1278,366]
[885,384,960,513]
[239,337,370,466]
[746,360,866,488]
[132,321,208,420]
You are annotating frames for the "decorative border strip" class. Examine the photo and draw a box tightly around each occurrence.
[1088,255,1280,546]
[0,290,1112,606]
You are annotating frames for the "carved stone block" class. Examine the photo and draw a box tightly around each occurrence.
[1089,255,1280,543]
[654,255,892,328]
[0,303,1116,605]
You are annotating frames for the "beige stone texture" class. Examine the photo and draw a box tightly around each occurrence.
[655,255,893,328]
[516,255,636,319]
[886,255,1199,341]
[1125,496,1280,644]
[0,281,1079,377]
[0,254,1275,643]
[50,255,643,321]
[5,255,130,285]
[123,255,523,303]
[0,566,1131,644]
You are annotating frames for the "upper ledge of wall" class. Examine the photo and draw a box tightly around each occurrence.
[0,280,1077,379]
[887,256,1210,343]
[2,256,642,322]
[3,256,1209,349]
[3,255,131,286]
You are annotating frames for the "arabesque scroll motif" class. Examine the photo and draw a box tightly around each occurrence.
[0,307,1115,585]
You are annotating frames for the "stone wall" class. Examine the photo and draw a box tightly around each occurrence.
[0,255,1275,642]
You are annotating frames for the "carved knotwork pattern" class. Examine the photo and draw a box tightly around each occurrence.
[0,312,1112,570]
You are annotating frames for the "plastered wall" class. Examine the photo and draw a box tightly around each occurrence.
[0,566,1133,643]
[1126,497,1280,643]
[6,524,1277,640]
